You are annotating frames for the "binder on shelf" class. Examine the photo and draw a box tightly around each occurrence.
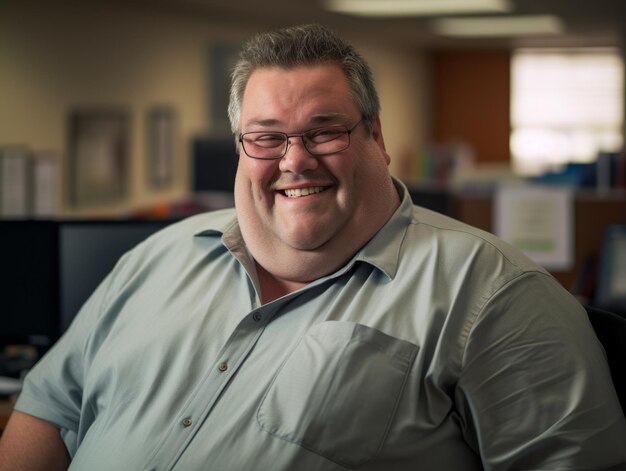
[0,148,32,218]
[33,152,61,218]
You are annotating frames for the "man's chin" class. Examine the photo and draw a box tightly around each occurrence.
[281,230,334,252]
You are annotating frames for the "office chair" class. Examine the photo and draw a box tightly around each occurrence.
[585,305,626,416]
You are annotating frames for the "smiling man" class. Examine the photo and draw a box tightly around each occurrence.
[234,63,400,301]
[1,23,626,471]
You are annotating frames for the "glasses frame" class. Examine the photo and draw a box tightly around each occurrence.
[238,119,363,160]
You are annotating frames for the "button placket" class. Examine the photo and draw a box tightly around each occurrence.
[146,273,280,469]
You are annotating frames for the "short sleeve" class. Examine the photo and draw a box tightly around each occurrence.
[456,271,626,469]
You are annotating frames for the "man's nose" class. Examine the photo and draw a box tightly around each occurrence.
[278,137,319,173]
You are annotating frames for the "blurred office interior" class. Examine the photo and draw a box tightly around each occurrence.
[1,0,626,364]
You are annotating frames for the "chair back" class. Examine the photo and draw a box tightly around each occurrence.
[586,305,626,416]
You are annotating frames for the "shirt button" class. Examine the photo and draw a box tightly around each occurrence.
[218,362,228,372]
[252,312,262,322]
[182,417,192,427]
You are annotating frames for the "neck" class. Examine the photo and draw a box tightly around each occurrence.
[256,262,309,304]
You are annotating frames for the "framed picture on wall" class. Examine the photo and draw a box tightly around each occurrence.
[146,106,176,188]
[68,108,129,208]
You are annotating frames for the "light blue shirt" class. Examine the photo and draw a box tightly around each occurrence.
[16,180,626,470]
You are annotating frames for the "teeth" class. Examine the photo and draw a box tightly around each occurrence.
[284,186,325,198]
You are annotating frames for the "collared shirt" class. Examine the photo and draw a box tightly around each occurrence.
[16,180,626,470]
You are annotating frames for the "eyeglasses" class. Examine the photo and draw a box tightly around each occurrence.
[238,119,363,160]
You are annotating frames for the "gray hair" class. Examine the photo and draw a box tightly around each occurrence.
[228,23,380,135]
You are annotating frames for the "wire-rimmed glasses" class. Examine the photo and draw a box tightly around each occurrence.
[238,119,363,160]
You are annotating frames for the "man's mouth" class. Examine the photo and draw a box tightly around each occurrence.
[282,186,328,198]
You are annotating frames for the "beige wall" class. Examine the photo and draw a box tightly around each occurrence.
[0,1,428,216]
[357,40,430,181]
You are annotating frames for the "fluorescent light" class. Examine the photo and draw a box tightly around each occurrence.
[324,0,512,17]
[433,15,564,37]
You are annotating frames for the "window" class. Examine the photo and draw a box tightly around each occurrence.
[510,48,624,176]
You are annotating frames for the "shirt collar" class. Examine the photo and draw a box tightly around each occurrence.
[193,176,414,281]
[352,177,413,280]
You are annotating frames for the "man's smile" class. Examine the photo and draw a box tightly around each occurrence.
[282,186,329,198]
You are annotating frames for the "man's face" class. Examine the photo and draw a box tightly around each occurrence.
[235,64,392,260]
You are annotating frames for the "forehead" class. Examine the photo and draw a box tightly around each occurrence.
[240,64,358,128]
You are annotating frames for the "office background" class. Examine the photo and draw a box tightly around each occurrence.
[2,0,626,431]
[1,0,625,342]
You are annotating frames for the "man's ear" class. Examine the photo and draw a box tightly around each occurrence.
[371,115,391,165]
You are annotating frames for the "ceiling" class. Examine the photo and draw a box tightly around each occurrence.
[132,0,626,50]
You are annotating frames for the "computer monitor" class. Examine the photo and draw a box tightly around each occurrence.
[406,184,452,216]
[0,220,59,349]
[58,220,172,331]
[595,225,626,315]
[191,137,238,194]
[0,219,173,379]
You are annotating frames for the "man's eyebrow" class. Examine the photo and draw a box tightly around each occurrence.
[243,118,281,129]
[309,113,350,124]
[242,113,350,130]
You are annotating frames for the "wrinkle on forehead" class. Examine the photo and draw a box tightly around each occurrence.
[240,65,358,132]
[243,112,353,131]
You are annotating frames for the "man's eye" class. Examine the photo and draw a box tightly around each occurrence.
[308,129,343,143]
[252,134,285,147]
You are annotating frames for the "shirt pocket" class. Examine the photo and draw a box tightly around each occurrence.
[257,321,418,468]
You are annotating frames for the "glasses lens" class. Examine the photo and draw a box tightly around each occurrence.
[240,124,355,159]
[304,127,350,155]
[241,132,287,159]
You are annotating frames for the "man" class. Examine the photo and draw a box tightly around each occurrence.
[1,23,625,470]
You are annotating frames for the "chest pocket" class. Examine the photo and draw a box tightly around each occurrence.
[257,321,418,468]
